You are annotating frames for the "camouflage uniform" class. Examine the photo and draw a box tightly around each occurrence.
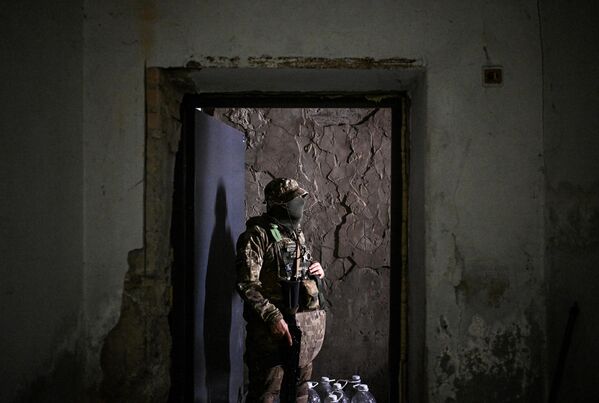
[236,179,323,403]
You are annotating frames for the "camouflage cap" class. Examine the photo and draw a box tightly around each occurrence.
[264,178,308,205]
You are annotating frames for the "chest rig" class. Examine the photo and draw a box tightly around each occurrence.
[266,223,316,313]
[271,227,312,281]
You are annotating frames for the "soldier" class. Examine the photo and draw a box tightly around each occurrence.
[236,178,327,403]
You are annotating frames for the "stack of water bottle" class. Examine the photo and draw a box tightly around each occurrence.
[307,375,376,403]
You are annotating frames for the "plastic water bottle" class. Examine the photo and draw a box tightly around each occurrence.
[316,376,334,401]
[324,391,344,403]
[350,384,376,403]
[332,382,350,403]
[308,381,321,403]
[345,375,362,400]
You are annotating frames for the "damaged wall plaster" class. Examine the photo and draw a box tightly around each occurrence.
[429,230,545,402]
[213,107,392,398]
[186,56,419,70]
[99,68,183,402]
[434,313,542,402]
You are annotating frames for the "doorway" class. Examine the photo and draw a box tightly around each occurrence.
[169,93,410,403]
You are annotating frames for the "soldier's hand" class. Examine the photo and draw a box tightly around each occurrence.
[271,318,293,346]
[309,262,325,278]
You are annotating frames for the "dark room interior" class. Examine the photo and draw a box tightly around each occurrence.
[1,1,598,402]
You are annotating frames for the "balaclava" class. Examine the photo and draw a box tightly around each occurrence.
[268,196,306,229]
[264,178,308,231]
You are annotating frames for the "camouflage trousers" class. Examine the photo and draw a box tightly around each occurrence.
[244,322,311,403]
[244,310,325,402]
[246,361,312,403]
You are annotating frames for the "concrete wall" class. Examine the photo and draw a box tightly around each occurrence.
[0,1,84,401]
[542,1,599,401]
[82,1,146,381]
[0,0,561,401]
[84,1,546,401]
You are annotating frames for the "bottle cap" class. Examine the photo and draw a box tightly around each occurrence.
[333,382,342,390]
[351,375,361,382]
[327,393,341,402]
[357,384,369,392]
[321,376,333,382]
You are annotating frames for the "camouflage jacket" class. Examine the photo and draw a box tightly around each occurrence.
[236,214,321,326]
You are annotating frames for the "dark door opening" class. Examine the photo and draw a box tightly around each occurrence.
[170,93,409,403]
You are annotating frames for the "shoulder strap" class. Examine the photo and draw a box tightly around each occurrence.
[252,220,286,273]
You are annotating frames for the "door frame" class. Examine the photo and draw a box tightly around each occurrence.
[170,92,410,402]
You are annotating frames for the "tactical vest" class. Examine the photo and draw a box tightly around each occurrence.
[262,221,325,312]
[251,218,327,368]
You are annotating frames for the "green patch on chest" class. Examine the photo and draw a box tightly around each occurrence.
[269,224,283,242]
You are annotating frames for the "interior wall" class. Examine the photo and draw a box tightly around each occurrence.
[83,1,547,401]
[0,1,84,402]
[541,1,599,401]
[11,0,599,401]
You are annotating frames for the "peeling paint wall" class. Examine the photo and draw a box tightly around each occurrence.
[542,1,599,401]
[98,68,183,402]
[214,107,391,398]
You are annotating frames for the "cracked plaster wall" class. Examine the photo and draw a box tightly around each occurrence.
[542,1,599,401]
[214,107,392,399]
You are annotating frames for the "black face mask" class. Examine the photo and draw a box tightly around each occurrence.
[286,197,306,220]
[268,197,306,227]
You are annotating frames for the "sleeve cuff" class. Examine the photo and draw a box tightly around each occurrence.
[265,310,284,326]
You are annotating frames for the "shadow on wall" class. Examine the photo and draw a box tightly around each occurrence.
[203,183,239,403]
